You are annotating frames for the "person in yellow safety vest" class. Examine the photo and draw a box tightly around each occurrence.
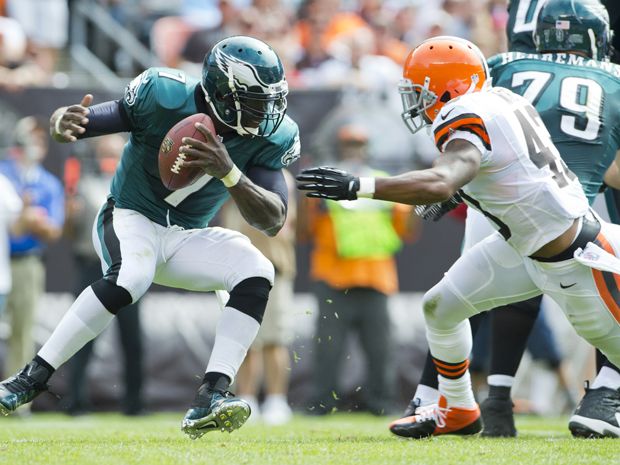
[299,123,417,415]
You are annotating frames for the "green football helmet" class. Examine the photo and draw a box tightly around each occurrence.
[201,36,288,137]
[534,0,612,61]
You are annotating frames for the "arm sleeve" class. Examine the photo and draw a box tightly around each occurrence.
[79,100,132,138]
[245,165,288,211]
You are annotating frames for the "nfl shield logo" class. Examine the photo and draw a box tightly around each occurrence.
[161,137,174,153]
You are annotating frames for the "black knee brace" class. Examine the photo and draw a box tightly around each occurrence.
[226,277,272,324]
[91,278,133,314]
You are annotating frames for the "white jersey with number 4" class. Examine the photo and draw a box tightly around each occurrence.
[431,86,588,256]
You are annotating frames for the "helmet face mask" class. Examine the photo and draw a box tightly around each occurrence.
[534,0,612,61]
[202,36,288,137]
[398,77,437,134]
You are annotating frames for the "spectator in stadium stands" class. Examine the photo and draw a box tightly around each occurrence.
[179,0,241,76]
[367,13,410,66]
[0,174,22,317]
[6,0,68,77]
[391,4,418,44]
[62,135,145,416]
[329,28,403,99]
[294,0,368,60]
[237,0,301,77]
[299,124,414,415]
[0,17,48,90]
[0,116,64,407]
[294,17,350,88]
[469,0,509,57]
[222,170,297,425]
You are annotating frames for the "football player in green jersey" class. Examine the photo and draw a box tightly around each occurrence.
[484,0,620,439]
[0,36,301,439]
[391,0,620,439]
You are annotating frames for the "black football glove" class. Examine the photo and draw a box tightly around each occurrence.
[414,193,463,221]
[296,166,360,200]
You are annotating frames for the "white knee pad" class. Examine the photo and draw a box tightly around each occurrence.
[423,278,478,330]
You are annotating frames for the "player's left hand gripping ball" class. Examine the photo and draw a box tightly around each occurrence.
[296,166,360,200]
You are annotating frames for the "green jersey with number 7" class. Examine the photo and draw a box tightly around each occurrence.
[113,66,300,229]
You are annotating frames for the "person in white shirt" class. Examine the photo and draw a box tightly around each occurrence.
[0,173,23,313]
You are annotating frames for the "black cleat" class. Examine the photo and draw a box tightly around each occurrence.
[0,361,50,415]
[182,383,251,440]
[569,382,620,438]
[480,396,517,437]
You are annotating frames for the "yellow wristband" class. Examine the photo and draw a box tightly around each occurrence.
[221,165,242,188]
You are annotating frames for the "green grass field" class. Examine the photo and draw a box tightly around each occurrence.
[0,413,618,465]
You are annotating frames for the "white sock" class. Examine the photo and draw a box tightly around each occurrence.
[425,320,475,409]
[425,320,472,364]
[591,366,620,390]
[414,384,440,407]
[438,372,477,409]
[38,287,115,369]
[264,394,288,404]
[487,374,515,388]
[206,307,260,383]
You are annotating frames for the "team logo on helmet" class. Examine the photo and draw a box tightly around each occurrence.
[213,47,285,94]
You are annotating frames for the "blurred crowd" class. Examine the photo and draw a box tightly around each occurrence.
[0,0,510,91]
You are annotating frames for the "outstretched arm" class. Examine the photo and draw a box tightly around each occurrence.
[50,94,132,143]
[297,139,481,204]
[372,139,481,204]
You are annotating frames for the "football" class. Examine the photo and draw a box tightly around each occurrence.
[158,113,217,190]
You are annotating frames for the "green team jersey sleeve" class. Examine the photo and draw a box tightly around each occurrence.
[506,0,546,53]
[250,116,301,170]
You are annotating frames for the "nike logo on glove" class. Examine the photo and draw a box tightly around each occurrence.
[560,282,577,289]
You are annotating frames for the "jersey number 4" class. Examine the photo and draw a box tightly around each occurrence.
[511,71,603,141]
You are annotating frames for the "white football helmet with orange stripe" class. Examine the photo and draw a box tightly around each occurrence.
[399,36,490,134]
